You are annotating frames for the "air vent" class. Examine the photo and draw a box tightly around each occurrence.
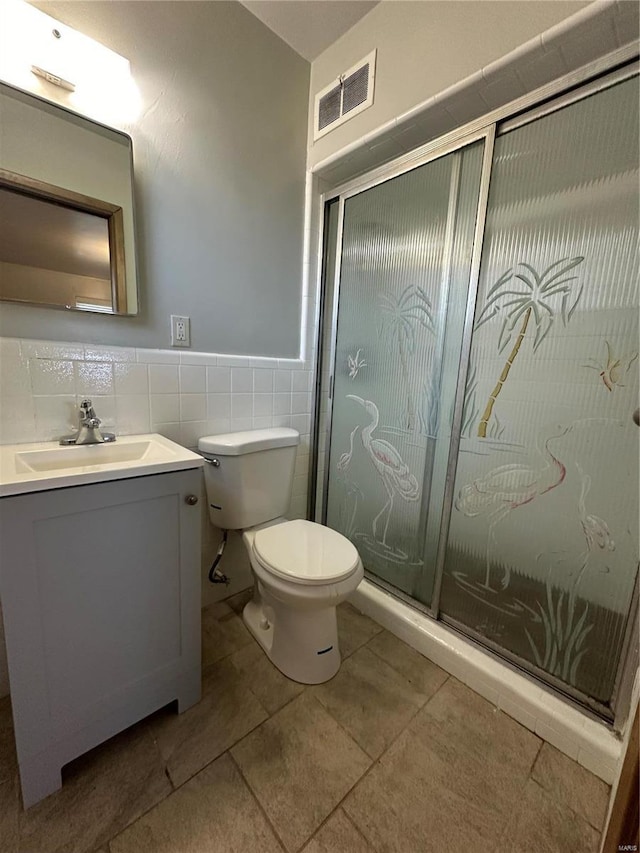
[313,50,376,141]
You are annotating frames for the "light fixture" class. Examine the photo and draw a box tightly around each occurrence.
[0,0,140,126]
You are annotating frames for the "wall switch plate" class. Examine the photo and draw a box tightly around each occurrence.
[170,315,190,347]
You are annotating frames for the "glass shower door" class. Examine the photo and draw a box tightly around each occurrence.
[324,138,487,608]
[441,74,639,709]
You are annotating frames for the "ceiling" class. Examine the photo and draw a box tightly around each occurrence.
[240,1,378,62]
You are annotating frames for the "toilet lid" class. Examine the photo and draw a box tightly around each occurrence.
[253,520,360,585]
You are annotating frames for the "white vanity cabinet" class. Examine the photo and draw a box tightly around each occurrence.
[0,467,202,808]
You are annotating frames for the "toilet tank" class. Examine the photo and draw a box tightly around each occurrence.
[198,428,299,529]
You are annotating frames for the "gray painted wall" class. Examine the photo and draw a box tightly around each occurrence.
[1,1,310,357]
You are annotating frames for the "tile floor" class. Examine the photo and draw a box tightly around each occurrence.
[0,592,610,853]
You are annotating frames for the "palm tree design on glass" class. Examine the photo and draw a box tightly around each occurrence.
[475,256,585,438]
[379,284,434,431]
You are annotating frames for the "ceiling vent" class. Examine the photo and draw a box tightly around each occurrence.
[313,50,376,141]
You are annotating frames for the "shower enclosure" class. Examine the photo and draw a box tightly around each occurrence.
[312,64,639,721]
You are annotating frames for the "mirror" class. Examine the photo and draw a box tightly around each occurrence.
[0,82,138,315]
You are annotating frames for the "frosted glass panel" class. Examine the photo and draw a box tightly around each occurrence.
[441,76,639,705]
[325,141,484,605]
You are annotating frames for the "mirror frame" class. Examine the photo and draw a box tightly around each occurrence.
[0,167,128,314]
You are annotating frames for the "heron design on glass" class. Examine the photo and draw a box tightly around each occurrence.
[454,423,571,591]
[339,395,420,548]
[474,256,585,437]
[584,340,638,392]
[378,284,434,431]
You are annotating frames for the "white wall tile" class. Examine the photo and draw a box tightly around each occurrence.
[114,363,149,396]
[207,394,230,419]
[274,393,291,415]
[22,340,84,360]
[206,418,230,434]
[179,365,206,393]
[0,395,36,443]
[292,371,312,392]
[115,395,151,435]
[230,416,253,431]
[274,370,292,393]
[291,392,309,415]
[180,420,207,449]
[207,367,231,393]
[180,352,217,367]
[180,393,206,422]
[149,365,179,394]
[231,367,252,393]
[34,395,77,440]
[252,415,273,429]
[150,393,180,423]
[75,362,114,396]
[253,369,274,393]
[31,359,75,395]
[0,357,31,396]
[231,394,253,418]
[254,394,273,417]
[153,422,182,443]
[136,348,180,365]
[84,345,136,363]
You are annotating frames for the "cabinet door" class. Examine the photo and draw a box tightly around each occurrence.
[0,469,201,763]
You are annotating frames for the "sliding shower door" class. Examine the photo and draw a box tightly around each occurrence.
[317,65,638,716]
[324,136,488,608]
[441,73,639,708]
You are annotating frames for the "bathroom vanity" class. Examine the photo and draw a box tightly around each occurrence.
[0,435,204,807]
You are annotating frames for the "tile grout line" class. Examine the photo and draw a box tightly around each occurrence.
[227,750,289,853]
[306,676,456,851]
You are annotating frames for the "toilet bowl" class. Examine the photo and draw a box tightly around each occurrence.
[198,428,363,684]
[243,518,363,683]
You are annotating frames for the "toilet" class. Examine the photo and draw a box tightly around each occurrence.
[199,427,363,684]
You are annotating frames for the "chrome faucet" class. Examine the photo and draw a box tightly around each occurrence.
[60,399,116,446]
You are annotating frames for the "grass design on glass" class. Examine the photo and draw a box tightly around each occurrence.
[523,582,593,685]
[475,257,585,437]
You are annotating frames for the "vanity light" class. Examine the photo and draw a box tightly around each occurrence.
[0,0,140,127]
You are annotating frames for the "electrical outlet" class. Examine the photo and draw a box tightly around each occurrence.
[170,315,190,347]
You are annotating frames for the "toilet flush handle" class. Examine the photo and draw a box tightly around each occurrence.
[205,457,220,467]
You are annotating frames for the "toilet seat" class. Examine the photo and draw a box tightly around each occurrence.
[252,519,360,586]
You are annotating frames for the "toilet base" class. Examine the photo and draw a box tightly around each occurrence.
[243,596,341,684]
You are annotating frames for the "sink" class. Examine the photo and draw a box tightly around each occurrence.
[16,439,156,473]
[0,434,204,496]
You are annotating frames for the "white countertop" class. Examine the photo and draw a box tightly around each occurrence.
[0,433,204,497]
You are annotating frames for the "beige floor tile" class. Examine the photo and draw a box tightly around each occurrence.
[230,642,305,715]
[302,809,374,853]
[232,692,371,852]
[201,600,253,669]
[337,603,383,659]
[110,753,283,853]
[224,587,254,615]
[344,679,542,853]
[312,646,426,759]
[532,742,610,831]
[345,725,502,853]
[409,678,541,804]
[150,657,268,788]
[496,778,600,852]
[0,774,19,853]
[366,630,449,698]
[18,722,171,853]
[0,695,17,783]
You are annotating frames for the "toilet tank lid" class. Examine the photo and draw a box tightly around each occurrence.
[198,427,299,456]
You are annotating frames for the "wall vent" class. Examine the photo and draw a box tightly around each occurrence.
[313,50,376,141]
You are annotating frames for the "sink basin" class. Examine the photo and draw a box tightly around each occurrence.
[0,434,204,496]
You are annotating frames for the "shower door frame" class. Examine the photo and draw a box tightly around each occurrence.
[310,54,640,725]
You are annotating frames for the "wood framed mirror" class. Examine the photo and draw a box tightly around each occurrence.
[0,81,139,316]
[0,169,127,314]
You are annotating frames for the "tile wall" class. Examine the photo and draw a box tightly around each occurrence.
[0,336,314,518]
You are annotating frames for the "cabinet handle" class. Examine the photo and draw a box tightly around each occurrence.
[185,495,199,506]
